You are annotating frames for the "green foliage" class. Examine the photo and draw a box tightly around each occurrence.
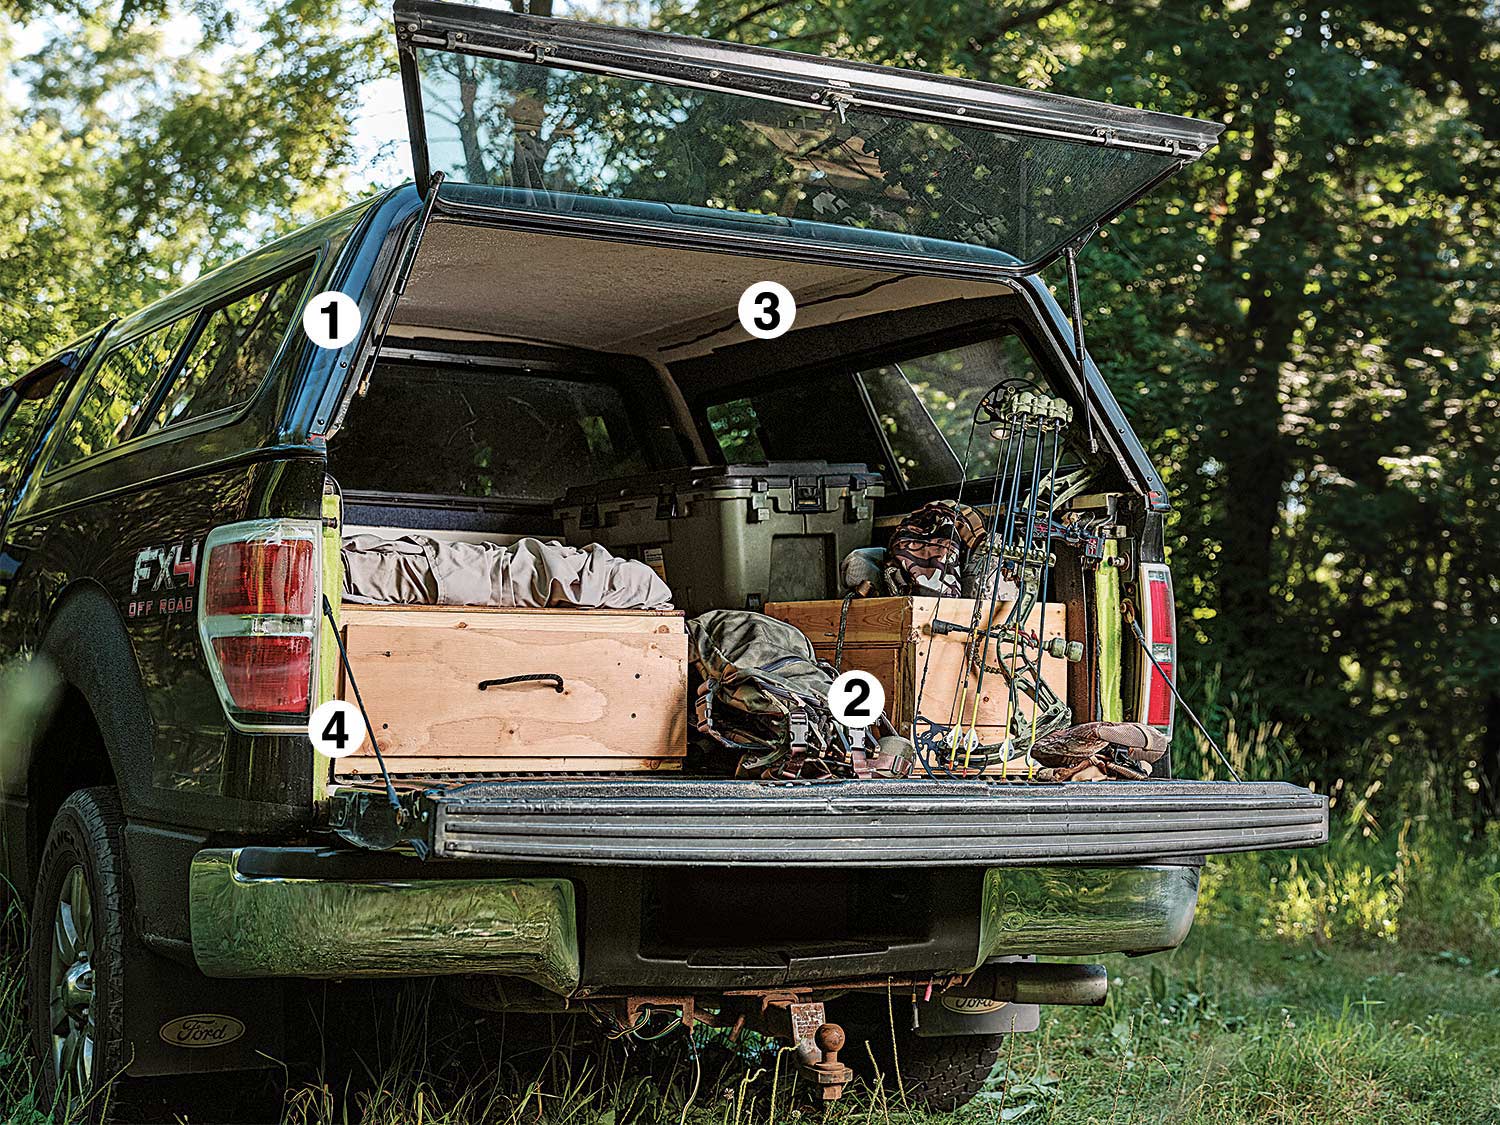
[663,0,1500,825]
[0,0,386,368]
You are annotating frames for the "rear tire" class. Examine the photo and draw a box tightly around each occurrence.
[837,999,1005,1112]
[872,1032,1005,1111]
[27,788,134,1123]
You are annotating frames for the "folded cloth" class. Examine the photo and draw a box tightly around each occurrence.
[342,535,673,611]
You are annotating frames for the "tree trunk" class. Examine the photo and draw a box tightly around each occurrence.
[1211,95,1293,657]
[456,57,491,185]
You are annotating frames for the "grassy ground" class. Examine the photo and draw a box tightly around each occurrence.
[4,831,1499,1125]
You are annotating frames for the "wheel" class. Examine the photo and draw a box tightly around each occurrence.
[871,1031,1005,1112]
[835,999,1005,1112]
[27,788,133,1123]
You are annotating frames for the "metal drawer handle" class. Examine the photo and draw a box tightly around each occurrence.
[477,674,565,693]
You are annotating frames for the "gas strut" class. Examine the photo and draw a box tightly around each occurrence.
[1063,229,1100,454]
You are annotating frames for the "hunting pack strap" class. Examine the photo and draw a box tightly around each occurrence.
[687,609,913,779]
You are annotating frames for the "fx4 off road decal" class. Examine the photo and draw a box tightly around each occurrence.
[128,538,200,617]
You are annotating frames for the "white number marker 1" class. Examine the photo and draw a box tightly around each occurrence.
[302,291,361,349]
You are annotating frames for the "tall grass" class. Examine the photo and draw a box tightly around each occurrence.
[1175,665,1500,960]
[1,890,47,1125]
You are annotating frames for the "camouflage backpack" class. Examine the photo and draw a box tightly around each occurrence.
[885,500,991,597]
[687,610,913,779]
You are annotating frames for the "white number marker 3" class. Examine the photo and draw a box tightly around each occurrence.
[737,281,796,340]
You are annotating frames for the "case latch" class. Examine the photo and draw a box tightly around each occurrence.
[655,489,681,521]
[792,476,826,513]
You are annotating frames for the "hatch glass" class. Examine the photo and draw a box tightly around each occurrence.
[396,2,1221,272]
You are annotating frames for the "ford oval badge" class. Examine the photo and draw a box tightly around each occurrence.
[159,1013,246,1048]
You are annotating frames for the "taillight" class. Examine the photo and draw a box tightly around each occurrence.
[198,519,320,730]
[1138,563,1176,737]
[204,541,315,616]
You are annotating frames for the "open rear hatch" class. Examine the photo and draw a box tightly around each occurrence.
[392,0,1222,275]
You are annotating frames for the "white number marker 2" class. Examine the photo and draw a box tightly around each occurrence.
[827,669,885,730]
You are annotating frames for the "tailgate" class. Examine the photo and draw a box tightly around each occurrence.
[329,778,1328,865]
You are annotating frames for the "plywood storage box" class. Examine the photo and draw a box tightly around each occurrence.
[764,595,1068,744]
[335,605,689,775]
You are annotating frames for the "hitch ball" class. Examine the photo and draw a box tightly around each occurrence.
[805,1022,854,1104]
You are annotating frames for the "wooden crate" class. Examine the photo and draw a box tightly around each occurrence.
[764,595,1067,741]
[334,604,688,776]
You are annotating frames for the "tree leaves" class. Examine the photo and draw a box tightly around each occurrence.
[1,0,385,361]
[670,0,1499,818]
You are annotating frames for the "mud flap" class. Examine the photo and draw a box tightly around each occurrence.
[123,944,283,1077]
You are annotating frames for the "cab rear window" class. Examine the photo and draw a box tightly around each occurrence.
[329,361,650,503]
[701,332,1051,494]
[705,376,892,476]
[862,334,1047,489]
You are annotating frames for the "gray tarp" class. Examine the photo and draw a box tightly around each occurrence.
[341,535,673,610]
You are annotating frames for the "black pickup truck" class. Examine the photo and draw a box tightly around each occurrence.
[0,4,1327,1118]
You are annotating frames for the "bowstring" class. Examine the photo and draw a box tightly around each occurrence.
[947,381,1032,772]
[910,408,979,779]
[958,435,1013,768]
[981,394,1032,711]
[961,397,1071,774]
[907,378,1042,774]
[1025,421,1066,774]
[979,401,1048,769]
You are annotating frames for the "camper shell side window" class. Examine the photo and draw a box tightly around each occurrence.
[49,315,199,472]
[41,260,316,478]
[0,359,81,516]
[146,262,314,433]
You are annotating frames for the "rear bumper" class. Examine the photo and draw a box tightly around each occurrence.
[330,777,1328,866]
[187,847,1200,990]
[188,849,580,992]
